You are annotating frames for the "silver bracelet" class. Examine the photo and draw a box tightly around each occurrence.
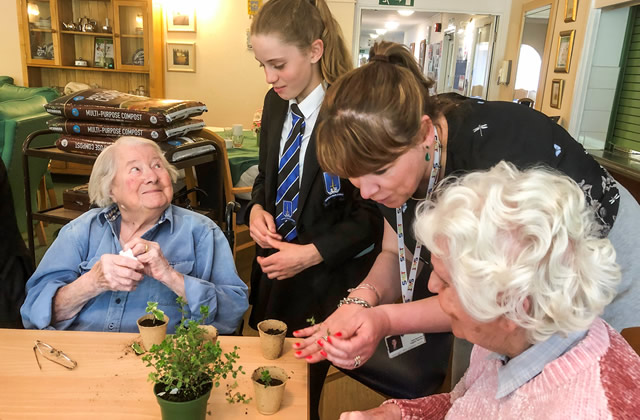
[338,297,372,309]
[347,283,381,303]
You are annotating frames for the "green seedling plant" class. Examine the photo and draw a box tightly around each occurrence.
[306,316,316,326]
[145,301,165,322]
[260,369,273,388]
[142,297,245,402]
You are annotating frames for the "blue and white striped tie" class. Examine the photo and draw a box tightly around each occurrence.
[275,103,305,241]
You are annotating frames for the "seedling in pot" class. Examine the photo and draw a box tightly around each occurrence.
[139,302,166,327]
[256,369,283,387]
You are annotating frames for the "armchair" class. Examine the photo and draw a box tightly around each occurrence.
[0,78,59,234]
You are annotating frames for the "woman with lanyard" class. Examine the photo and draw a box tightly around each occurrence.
[246,1,383,418]
[293,41,640,392]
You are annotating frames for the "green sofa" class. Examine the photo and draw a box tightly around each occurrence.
[0,77,59,234]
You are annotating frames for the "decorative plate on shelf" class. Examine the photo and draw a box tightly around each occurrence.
[132,49,144,66]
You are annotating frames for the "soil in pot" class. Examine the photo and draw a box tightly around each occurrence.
[155,376,213,403]
[263,328,284,335]
[139,318,167,327]
[154,379,212,420]
[256,377,283,386]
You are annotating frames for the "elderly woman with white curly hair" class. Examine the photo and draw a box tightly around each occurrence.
[21,136,248,334]
[341,162,640,420]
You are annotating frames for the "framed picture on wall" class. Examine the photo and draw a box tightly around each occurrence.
[554,30,575,73]
[167,6,196,32]
[419,39,427,71]
[167,42,196,72]
[550,79,565,109]
[564,0,578,23]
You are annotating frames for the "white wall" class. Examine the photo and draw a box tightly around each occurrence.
[1,0,25,86]
[163,1,269,129]
[577,6,629,149]
[164,0,356,128]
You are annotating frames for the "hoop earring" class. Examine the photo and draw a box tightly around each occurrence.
[425,152,431,162]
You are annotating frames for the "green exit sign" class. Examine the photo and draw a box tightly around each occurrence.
[379,0,414,6]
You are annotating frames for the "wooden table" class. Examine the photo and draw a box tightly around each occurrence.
[0,329,308,419]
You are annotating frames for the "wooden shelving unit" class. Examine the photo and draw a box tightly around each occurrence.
[16,0,164,97]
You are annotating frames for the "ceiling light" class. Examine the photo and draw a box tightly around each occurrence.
[370,33,379,39]
[375,28,387,35]
[385,21,399,30]
[398,10,414,17]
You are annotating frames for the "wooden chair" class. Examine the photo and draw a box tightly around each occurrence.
[197,128,255,258]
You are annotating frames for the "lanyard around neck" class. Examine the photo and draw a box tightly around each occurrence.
[396,128,442,303]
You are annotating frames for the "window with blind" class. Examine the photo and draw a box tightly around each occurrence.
[607,5,640,153]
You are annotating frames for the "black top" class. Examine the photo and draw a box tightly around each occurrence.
[0,159,33,327]
[444,97,619,233]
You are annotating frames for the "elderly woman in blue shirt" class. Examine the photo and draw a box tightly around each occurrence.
[21,136,249,334]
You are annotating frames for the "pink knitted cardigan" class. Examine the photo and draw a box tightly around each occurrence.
[385,319,640,419]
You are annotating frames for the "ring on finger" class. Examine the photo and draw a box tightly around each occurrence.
[144,244,148,253]
[353,355,362,368]
[321,335,328,341]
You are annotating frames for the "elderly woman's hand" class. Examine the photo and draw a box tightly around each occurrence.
[124,239,186,297]
[293,305,390,369]
[90,254,144,293]
[339,404,401,420]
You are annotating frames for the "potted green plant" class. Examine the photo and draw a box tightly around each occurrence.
[137,301,169,351]
[142,297,245,420]
[251,366,289,415]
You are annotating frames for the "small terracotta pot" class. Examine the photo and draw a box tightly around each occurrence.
[199,325,218,345]
[137,314,169,351]
[251,366,288,415]
[257,319,287,360]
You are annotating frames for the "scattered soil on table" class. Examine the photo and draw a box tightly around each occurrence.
[263,328,284,335]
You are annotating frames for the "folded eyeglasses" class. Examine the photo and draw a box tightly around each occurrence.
[33,340,77,370]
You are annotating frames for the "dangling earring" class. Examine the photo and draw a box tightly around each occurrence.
[425,152,431,162]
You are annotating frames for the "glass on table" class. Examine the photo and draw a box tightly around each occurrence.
[33,340,77,370]
[232,124,244,148]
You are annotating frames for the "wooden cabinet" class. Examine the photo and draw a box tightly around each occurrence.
[16,0,163,98]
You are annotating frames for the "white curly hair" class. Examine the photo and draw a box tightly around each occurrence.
[414,161,620,343]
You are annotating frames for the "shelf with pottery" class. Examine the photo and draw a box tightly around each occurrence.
[17,0,164,98]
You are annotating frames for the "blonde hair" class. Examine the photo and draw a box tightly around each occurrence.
[88,136,179,207]
[414,162,620,343]
[316,41,451,178]
[250,0,352,84]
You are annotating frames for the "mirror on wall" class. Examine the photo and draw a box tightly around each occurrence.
[512,1,554,108]
[358,8,498,99]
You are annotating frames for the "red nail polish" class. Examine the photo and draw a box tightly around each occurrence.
[296,350,302,356]
[293,330,300,335]
[335,332,343,337]
[320,350,327,357]
[294,342,300,348]
[317,339,324,347]
[327,337,332,344]
[306,355,313,360]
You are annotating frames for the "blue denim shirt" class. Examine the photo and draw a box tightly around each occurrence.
[21,205,249,334]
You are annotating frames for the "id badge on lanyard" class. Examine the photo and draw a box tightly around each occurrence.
[386,128,442,359]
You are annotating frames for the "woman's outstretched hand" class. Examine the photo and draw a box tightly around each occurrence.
[292,305,391,370]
